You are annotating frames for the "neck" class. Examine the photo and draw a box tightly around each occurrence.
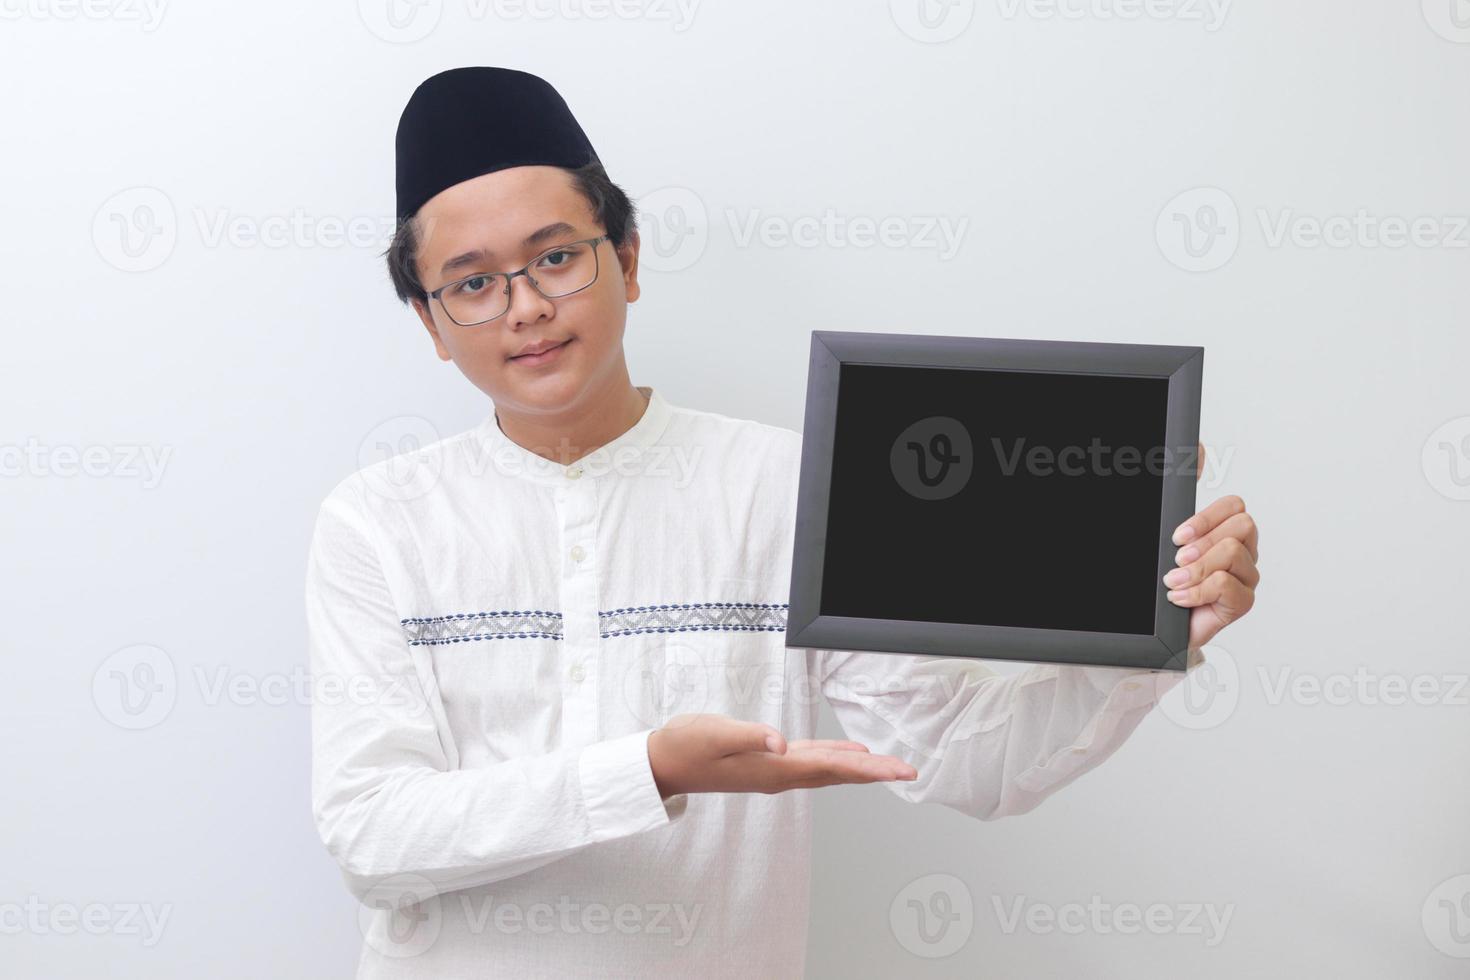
[494,375,650,467]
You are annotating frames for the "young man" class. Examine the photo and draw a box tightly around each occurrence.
[306,66,1261,978]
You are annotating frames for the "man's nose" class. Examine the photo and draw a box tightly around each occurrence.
[504,273,555,329]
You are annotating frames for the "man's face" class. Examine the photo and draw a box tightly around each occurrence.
[409,165,641,417]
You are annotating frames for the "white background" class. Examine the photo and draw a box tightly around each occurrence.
[2,1,1468,976]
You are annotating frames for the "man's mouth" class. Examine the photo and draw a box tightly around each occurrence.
[509,338,574,364]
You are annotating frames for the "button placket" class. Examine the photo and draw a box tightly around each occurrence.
[557,476,600,748]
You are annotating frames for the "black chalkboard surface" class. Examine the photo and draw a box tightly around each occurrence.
[786,332,1203,672]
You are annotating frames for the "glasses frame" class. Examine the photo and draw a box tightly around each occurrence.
[427,234,612,327]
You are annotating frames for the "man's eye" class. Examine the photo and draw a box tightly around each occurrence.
[537,250,572,268]
[455,275,491,294]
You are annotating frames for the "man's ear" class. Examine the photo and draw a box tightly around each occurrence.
[616,229,640,304]
[412,297,453,362]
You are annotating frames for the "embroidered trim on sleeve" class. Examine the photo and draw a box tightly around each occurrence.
[401,610,565,646]
[599,602,788,638]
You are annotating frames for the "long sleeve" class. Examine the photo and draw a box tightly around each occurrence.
[817,647,1204,820]
[305,486,689,908]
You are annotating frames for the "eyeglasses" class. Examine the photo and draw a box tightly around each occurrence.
[426,235,611,327]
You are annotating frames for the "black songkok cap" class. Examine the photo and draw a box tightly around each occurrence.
[394,66,600,223]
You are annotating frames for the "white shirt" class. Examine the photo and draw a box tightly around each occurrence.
[306,385,1195,979]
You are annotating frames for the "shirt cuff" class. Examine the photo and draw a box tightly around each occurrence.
[578,728,689,842]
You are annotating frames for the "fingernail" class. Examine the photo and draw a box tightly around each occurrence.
[1163,568,1189,588]
[1173,523,1197,545]
[765,735,781,753]
[1176,545,1200,565]
[900,766,917,779]
[1166,590,1188,604]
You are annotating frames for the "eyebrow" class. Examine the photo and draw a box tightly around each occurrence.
[438,222,579,278]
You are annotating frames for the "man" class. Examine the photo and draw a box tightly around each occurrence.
[306,66,1260,978]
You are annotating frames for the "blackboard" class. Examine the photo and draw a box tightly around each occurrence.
[787,332,1203,671]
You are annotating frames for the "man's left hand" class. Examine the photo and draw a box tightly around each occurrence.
[1164,446,1260,650]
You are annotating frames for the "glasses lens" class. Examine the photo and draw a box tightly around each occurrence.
[442,273,509,325]
[527,241,599,298]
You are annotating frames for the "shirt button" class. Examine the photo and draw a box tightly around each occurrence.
[569,664,586,682]
[1070,747,1087,755]
[565,466,583,480]
[1123,681,1141,691]
[570,544,586,562]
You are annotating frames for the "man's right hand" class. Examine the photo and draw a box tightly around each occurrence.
[647,713,918,799]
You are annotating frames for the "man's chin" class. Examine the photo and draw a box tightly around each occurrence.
[491,367,592,416]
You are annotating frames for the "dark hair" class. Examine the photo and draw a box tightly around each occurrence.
[383,159,639,306]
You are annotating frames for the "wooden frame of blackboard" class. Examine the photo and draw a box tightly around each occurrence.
[785,330,1204,672]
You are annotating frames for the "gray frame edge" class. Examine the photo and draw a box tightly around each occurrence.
[1155,347,1205,670]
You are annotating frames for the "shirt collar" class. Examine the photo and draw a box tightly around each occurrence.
[477,385,675,485]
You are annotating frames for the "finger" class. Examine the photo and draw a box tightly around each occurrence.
[779,748,917,785]
[1163,535,1259,592]
[1196,442,1206,484]
[818,752,918,784]
[1172,494,1245,546]
[1175,510,1259,566]
[787,739,870,754]
[719,745,917,793]
[1167,569,1256,619]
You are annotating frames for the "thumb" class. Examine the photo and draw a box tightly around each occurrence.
[721,722,785,757]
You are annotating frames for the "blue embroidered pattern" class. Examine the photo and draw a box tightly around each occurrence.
[599,602,789,638]
[401,610,564,646]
